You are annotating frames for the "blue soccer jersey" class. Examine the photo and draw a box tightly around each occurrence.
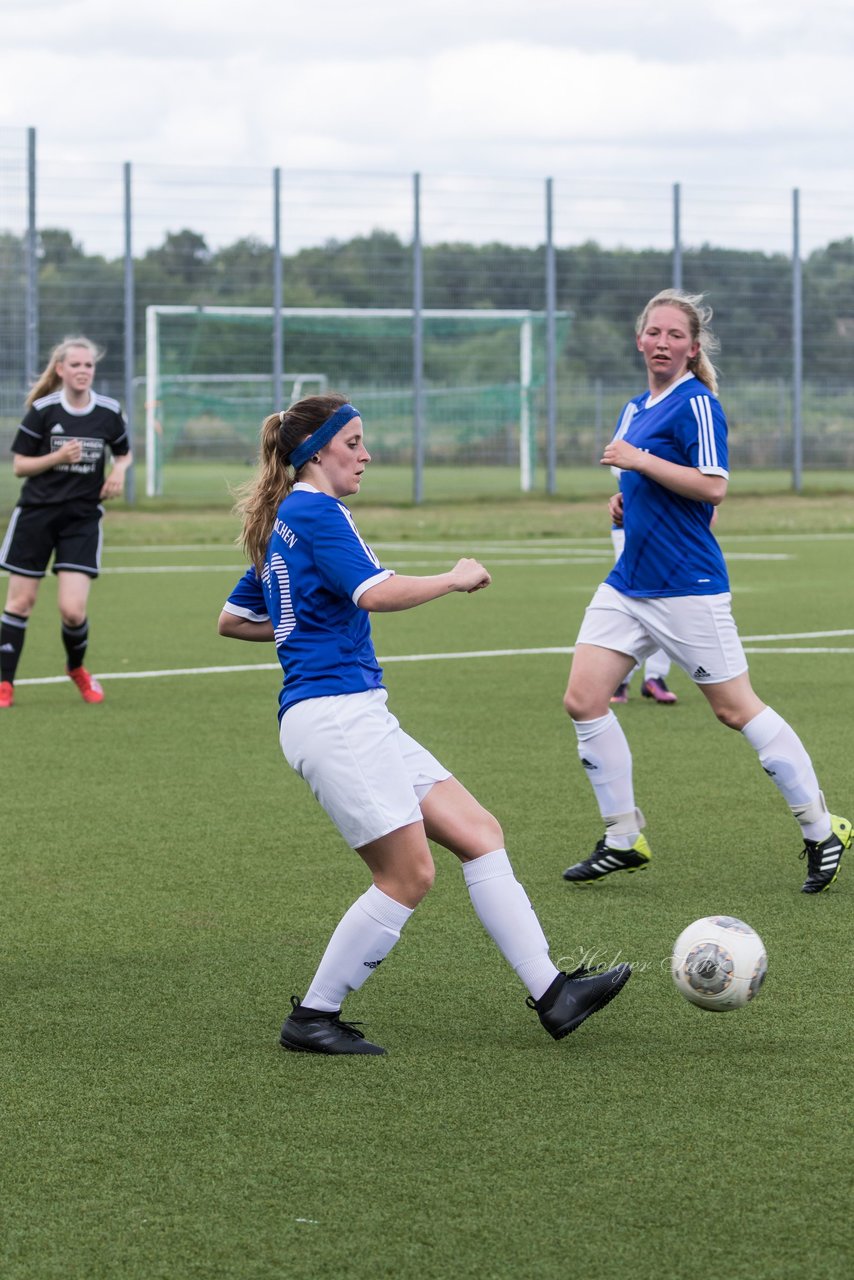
[223,483,393,719]
[606,374,730,598]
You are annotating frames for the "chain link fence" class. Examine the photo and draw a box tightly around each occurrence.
[2,124,853,510]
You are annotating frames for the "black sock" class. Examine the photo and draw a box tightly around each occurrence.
[0,611,28,683]
[62,619,89,671]
[536,972,567,1009]
[288,1001,339,1021]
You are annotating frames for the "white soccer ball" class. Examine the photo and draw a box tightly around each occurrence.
[671,915,767,1012]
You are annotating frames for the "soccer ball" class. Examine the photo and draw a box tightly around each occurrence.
[671,915,767,1012]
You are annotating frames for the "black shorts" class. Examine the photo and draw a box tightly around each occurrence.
[0,501,105,579]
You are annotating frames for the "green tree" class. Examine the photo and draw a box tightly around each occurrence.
[144,230,213,287]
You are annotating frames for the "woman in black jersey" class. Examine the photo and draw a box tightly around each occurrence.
[0,336,131,707]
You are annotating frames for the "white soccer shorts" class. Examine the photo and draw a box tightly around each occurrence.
[279,687,451,849]
[575,582,748,685]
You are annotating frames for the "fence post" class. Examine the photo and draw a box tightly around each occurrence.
[594,377,603,461]
[273,166,283,408]
[25,126,38,385]
[122,161,136,503]
[145,306,159,497]
[672,182,682,290]
[545,177,557,494]
[519,317,533,491]
[412,172,424,505]
[791,188,803,493]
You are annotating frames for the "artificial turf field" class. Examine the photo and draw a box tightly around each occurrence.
[2,481,852,1280]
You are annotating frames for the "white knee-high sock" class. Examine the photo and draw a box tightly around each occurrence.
[741,707,831,841]
[644,651,671,681]
[463,848,559,1001]
[573,712,639,848]
[302,884,414,1013]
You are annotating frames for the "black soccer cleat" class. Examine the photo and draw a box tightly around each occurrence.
[800,814,851,893]
[562,835,652,884]
[279,996,386,1055]
[527,964,632,1040]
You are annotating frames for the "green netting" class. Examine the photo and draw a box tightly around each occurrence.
[145,308,567,484]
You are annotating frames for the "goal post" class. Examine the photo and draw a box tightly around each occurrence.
[144,304,561,497]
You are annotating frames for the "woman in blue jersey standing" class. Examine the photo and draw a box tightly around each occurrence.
[219,394,631,1055]
[561,289,850,893]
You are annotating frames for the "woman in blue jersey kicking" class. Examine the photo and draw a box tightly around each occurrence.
[219,394,631,1055]
[561,289,850,894]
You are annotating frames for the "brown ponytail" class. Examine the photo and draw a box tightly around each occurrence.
[232,392,349,570]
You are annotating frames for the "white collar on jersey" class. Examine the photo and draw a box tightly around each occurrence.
[59,390,95,416]
[644,371,696,410]
[291,482,320,493]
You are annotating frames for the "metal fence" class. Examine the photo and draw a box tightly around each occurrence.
[2,124,854,507]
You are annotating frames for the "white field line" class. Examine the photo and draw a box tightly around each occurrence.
[99,564,270,574]
[741,629,854,640]
[98,549,793,569]
[742,647,854,654]
[106,531,854,554]
[14,632,854,687]
[97,557,617,574]
[107,541,618,554]
[96,549,791,574]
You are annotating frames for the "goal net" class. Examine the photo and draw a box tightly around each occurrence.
[144,306,562,496]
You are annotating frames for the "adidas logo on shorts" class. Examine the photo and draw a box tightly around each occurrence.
[692,665,711,680]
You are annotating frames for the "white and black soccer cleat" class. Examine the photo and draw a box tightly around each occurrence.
[800,815,851,893]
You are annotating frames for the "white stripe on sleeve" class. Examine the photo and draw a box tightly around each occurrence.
[691,395,718,470]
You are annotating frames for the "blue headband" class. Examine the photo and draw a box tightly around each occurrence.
[288,403,361,470]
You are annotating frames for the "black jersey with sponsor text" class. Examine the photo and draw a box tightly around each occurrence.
[11,390,130,507]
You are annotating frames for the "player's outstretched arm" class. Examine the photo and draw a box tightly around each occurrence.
[359,558,491,613]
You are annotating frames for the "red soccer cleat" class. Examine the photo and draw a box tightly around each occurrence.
[67,666,104,704]
[0,680,14,708]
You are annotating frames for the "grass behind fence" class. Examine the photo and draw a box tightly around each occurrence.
[6,457,854,518]
[1,495,853,1279]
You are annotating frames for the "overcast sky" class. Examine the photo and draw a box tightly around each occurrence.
[2,0,853,253]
